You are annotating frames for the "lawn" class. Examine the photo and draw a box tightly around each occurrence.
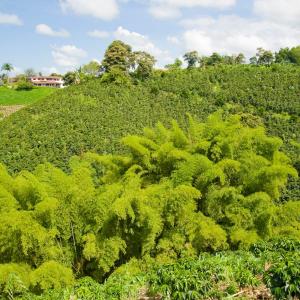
[0,86,56,105]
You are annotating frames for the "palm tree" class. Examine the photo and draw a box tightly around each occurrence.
[1,63,14,84]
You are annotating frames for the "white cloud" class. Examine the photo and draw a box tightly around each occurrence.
[52,45,87,67]
[179,15,300,58]
[179,16,215,28]
[36,24,70,37]
[254,0,300,25]
[0,12,22,25]
[149,5,181,19]
[114,26,172,65]
[167,36,180,45]
[59,0,119,20]
[148,0,236,19]
[88,30,110,38]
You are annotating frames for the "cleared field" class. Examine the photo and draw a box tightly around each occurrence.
[0,86,55,105]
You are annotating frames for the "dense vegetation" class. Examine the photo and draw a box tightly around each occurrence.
[0,40,299,299]
[0,87,55,105]
[0,65,299,201]
[0,114,299,299]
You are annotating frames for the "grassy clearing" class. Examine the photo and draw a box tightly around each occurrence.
[0,86,55,105]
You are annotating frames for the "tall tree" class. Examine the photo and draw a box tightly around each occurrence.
[208,52,223,65]
[234,53,246,64]
[275,47,292,64]
[102,40,133,73]
[132,51,156,80]
[275,46,300,65]
[62,71,78,86]
[82,61,101,76]
[183,51,199,68]
[256,48,274,65]
[24,68,36,77]
[1,63,14,82]
[289,45,300,65]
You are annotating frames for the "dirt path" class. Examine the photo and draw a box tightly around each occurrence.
[0,105,25,118]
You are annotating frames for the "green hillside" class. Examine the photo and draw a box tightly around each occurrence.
[0,64,300,300]
[0,65,299,200]
[0,86,55,105]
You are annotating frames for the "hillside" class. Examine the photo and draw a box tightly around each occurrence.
[0,86,55,105]
[0,64,299,300]
[0,65,299,200]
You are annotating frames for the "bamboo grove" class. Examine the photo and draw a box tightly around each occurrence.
[0,113,299,298]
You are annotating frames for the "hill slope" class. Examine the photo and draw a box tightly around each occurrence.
[0,86,55,105]
[0,65,299,199]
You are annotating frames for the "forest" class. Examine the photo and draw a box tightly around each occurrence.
[0,40,299,300]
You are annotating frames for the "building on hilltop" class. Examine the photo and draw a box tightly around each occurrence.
[29,76,64,88]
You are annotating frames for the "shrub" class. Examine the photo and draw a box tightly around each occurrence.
[148,253,264,300]
[264,252,300,299]
[15,81,34,91]
[29,261,74,292]
[0,264,31,298]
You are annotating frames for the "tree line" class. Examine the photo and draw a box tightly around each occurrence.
[64,42,300,85]
[1,42,300,87]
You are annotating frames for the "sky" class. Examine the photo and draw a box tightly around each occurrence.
[0,0,299,75]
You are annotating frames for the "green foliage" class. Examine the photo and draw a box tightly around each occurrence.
[0,86,54,105]
[165,58,183,70]
[62,71,78,86]
[81,61,101,76]
[0,264,31,299]
[15,81,34,91]
[132,51,156,80]
[100,66,132,85]
[264,252,300,299]
[29,261,74,292]
[102,40,133,73]
[0,113,297,299]
[250,48,274,66]
[149,253,264,300]
[183,51,199,68]
[0,65,299,201]
[275,45,300,65]
[1,63,13,74]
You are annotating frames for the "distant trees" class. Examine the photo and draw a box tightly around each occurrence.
[275,46,300,65]
[165,58,183,70]
[81,61,101,76]
[1,63,14,83]
[250,48,274,66]
[24,68,37,77]
[132,51,156,80]
[50,73,62,77]
[101,40,156,81]
[183,51,199,68]
[102,40,133,73]
[181,52,246,69]
[290,46,300,65]
[61,43,300,86]
[62,71,80,86]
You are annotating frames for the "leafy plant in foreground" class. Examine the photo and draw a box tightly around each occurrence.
[264,252,300,300]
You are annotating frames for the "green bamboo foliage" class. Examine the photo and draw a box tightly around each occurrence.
[0,112,298,294]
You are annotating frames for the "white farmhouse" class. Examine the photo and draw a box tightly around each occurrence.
[30,76,65,88]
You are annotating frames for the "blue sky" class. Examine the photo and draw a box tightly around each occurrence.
[0,0,299,74]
